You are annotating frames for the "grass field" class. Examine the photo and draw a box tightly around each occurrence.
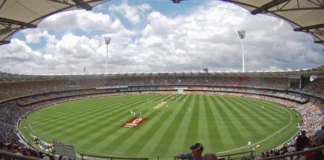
[19,94,301,159]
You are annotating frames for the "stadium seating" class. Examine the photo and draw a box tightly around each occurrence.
[0,76,312,102]
[302,78,324,98]
[0,74,324,160]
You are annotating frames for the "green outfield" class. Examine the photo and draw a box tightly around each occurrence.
[19,94,301,159]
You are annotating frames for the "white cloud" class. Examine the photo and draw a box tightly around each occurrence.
[109,0,151,24]
[39,10,119,32]
[0,0,323,75]
[140,36,164,47]
[23,29,58,45]
[0,39,45,74]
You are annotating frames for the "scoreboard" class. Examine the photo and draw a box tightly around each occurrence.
[288,75,311,89]
[288,76,301,89]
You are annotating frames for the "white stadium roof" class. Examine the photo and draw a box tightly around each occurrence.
[223,0,324,45]
[0,0,323,46]
[0,0,109,45]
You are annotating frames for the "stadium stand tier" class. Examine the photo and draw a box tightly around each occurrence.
[1,68,324,160]
[1,0,324,159]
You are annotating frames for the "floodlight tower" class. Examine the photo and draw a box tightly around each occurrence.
[104,37,111,74]
[238,30,245,72]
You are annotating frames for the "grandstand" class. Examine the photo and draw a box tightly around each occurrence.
[1,0,324,160]
[1,68,324,159]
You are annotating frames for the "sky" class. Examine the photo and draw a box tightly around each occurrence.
[0,0,323,75]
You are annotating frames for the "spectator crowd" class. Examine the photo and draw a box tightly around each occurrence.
[2,76,318,102]
[0,76,324,160]
[253,100,324,160]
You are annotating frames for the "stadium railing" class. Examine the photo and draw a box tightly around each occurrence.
[0,150,41,160]
[258,145,324,160]
[1,146,323,160]
[217,150,254,160]
[80,154,149,160]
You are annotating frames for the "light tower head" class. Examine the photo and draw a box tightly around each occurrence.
[238,30,245,39]
[104,37,111,45]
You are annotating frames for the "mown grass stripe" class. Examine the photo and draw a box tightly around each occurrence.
[32,101,112,129]
[211,96,244,147]
[40,95,132,114]
[207,95,235,150]
[75,94,172,149]
[82,95,170,150]
[55,97,161,142]
[69,94,171,147]
[32,100,112,121]
[217,96,249,145]
[242,99,288,121]
[219,96,265,140]
[235,98,288,125]
[121,110,172,156]
[202,95,224,151]
[33,95,145,121]
[19,94,300,159]
[179,94,197,152]
[163,95,196,157]
[33,95,136,116]
[98,107,162,153]
[226,97,278,130]
[242,98,287,117]
[177,94,186,101]
[157,94,196,157]
[184,95,200,146]
[32,94,165,140]
[33,95,159,134]
[32,96,140,125]
[121,95,187,157]
[223,96,279,128]
[150,95,194,157]
[135,94,189,158]
[38,95,162,125]
[197,95,212,152]
[239,98,287,124]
